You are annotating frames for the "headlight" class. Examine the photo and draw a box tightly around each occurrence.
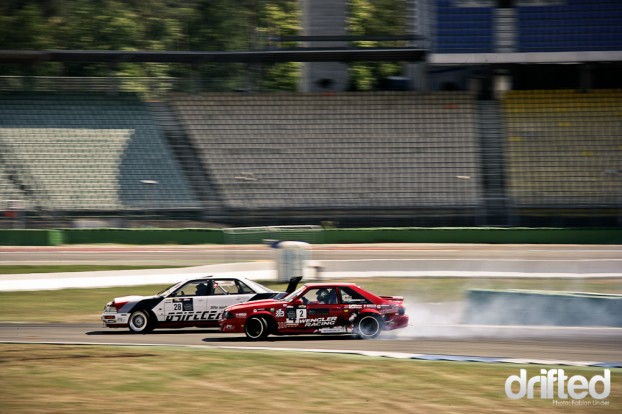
[223,311,235,320]
[104,301,128,313]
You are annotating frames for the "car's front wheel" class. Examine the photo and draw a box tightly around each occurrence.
[128,310,154,333]
[355,314,383,339]
[244,316,269,340]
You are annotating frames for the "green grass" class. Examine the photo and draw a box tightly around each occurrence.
[0,344,619,413]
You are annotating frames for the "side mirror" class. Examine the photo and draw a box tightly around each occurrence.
[290,299,303,306]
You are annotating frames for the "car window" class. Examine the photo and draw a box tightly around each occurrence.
[339,287,371,304]
[283,286,305,302]
[213,280,242,295]
[300,287,338,304]
[236,280,255,294]
[172,281,208,297]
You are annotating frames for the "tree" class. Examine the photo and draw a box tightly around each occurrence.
[347,0,408,90]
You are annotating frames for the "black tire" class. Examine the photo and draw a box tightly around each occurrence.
[128,310,154,333]
[244,316,269,340]
[355,314,383,339]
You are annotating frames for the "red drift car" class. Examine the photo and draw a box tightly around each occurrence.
[220,282,408,340]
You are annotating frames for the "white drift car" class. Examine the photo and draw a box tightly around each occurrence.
[101,275,287,333]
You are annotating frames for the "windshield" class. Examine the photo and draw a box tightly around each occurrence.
[157,281,183,296]
[281,286,305,302]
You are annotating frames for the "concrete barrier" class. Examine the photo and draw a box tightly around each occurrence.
[463,289,622,327]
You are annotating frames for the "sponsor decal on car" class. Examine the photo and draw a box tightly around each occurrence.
[165,310,222,322]
[319,326,348,334]
[171,298,194,312]
[303,316,337,327]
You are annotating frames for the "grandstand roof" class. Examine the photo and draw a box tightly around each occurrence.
[0,48,426,65]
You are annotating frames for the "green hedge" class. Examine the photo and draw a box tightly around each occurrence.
[62,228,224,245]
[322,227,622,244]
[0,229,63,246]
[1,227,621,246]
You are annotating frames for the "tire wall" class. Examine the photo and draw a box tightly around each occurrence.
[463,289,622,327]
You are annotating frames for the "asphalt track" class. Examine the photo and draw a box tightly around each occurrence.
[2,243,621,266]
[2,323,621,364]
[2,244,621,364]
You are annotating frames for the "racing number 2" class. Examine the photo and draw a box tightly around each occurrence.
[296,308,307,322]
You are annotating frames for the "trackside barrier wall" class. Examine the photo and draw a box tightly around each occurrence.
[1,227,622,245]
[0,229,63,246]
[464,289,622,327]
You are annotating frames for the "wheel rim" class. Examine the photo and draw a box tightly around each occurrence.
[130,312,147,331]
[358,315,381,338]
[246,317,264,339]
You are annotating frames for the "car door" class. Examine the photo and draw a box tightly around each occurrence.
[204,279,257,322]
[160,280,209,324]
[286,287,345,332]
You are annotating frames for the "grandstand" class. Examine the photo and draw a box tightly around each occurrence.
[0,93,201,215]
[171,92,481,211]
[503,89,622,207]
[0,0,620,228]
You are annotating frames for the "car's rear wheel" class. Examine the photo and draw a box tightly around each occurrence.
[128,310,154,333]
[355,314,383,339]
[245,316,269,340]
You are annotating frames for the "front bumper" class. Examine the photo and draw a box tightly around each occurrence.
[219,319,245,333]
[101,312,130,328]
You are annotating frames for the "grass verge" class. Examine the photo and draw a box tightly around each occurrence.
[0,344,619,413]
[0,277,621,323]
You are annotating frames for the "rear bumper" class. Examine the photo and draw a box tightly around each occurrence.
[385,314,409,330]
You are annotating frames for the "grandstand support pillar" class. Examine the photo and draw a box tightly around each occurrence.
[300,0,349,92]
[477,100,513,226]
[493,69,512,100]
[408,0,431,91]
[579,64,592,93]
[107,63,119,95]
[408,62,428,91]
[190,64,201,93]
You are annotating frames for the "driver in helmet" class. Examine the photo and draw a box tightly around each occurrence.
[316,288,330,304]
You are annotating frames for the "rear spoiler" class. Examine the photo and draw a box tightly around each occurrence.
[285,276,303,294]
[380,295,404,303]
[249,276,303,302]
